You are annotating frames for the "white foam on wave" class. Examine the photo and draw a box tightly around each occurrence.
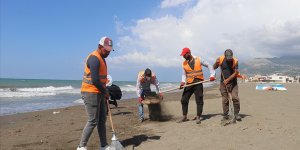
[119,84,136,92]
[0,86,80,98]
[73,98,84,104]
[18,86,73,92]
[0,92,57,98]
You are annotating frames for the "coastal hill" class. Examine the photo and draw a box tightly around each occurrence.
[239,55,300,77]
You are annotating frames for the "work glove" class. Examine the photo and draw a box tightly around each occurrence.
[209,76,216,81]
[138,97,143,103]
[179,82,185,89]
[159,93,164,100]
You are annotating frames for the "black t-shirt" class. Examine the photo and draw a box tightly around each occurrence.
[220,60,238,84]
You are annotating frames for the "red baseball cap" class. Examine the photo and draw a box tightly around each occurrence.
[180,47,191,56]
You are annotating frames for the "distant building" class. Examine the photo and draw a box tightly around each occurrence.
[247,73,299,83]
[268,73,288,83]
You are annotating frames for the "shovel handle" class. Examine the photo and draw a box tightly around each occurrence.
[161,80,211,93]
[221,71,235,117]
[106,98,115,132]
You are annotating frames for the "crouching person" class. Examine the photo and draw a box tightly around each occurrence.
[136,68,163,122]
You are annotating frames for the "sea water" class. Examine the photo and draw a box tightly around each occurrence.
[0,78,181,116]
[0,78,214,116]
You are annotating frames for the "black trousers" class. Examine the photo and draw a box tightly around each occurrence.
[181,83,204,116]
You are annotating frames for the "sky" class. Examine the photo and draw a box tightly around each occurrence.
[1,0,300,82]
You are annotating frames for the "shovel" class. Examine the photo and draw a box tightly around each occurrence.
[220,71,235,126]
[105,99,124,150]
[161,80,211,93]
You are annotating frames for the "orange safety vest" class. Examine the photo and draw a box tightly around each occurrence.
[81,50,108,93]
[183,57,204,83]
[138,71,156,83]
[219,55,244,79]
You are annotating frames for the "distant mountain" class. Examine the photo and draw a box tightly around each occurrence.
[239,55,300,77]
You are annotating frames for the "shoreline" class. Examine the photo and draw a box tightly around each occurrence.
[0,82,216,117]
[0,84,217,149]
[1,83,299,149]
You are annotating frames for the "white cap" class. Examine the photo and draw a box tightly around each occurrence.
[99,36,113,51]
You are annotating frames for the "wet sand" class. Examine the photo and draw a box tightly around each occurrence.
[0,83,299,150]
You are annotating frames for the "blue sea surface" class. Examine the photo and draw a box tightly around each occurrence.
[0,78,186,116]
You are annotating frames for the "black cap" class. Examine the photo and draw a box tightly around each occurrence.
[144,68,152,77]
[224,49,233,60]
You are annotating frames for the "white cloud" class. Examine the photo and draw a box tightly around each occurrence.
[110,0,300,68]
[161,0,192,8]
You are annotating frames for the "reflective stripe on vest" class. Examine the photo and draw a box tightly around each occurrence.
[82,78,93,84]
[81,50,107,93]
[83,72,107,79]
[182,57,204,83]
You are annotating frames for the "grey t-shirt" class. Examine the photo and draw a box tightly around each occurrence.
[86,55,107,94]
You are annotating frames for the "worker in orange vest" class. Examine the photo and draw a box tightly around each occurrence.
[213,49,242,123]
[77,36,113,150]
[178,47,216,124]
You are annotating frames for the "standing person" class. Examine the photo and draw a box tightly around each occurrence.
[136,68,163,122]
[179,47,215,124]
[77,36,113,150]
[213,49,241,123]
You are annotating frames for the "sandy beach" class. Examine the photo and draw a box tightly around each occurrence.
[1,83,300,150]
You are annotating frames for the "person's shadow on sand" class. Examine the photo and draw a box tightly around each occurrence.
[121,134,161,148]
[238,113,251,119]
[201,113,222,120]
[112,111,133,116]
[201,113,251,120]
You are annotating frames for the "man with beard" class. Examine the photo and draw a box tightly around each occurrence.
[77,36,113,150]
[213,49,242,123]
[179,47,216,124]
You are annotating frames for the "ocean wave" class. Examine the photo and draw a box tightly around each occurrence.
[119,84,136,92]
[0,92,57,98]
[0,86,80,98]
[73,98,84,104]
[18,86,73,92]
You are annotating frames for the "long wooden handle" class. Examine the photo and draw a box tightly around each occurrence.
[106,98,115,132]
[161,80,211,93]
[221,71,235,117]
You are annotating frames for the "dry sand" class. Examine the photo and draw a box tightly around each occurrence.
[1,83,299,150]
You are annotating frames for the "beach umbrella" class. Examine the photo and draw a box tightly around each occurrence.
[105,99,124,150]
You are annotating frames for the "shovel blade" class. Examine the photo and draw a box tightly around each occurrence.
[110,140,124,150]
